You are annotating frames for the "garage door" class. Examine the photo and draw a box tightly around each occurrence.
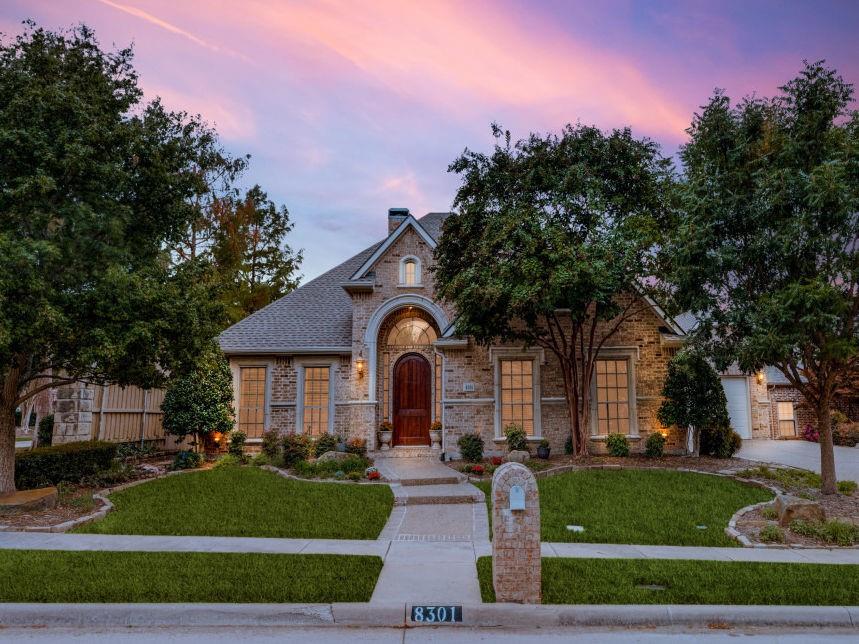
[721,377,751,439]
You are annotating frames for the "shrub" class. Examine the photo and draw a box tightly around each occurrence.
[282,433,313,466]
[261,429,280,458]
[345,436,367,457]
[457,432,484,462]
[161,349,234,444]
[346,470,362,481]
[760,506,778,520]
[172,450,203,470]
[790,519,859,546]
[833,421,859,447]
[15,441,118,489]
[292,455,369,479]
[759,525,785,543]
[605,433,630,457]
[116,442,156,460]
[504,424,528,452]
[837,480,857,496]
[644,432,666,458]
[228,430,247,458]
[564,435,573,455]
[802,423,819,442]
[314,433,339,457]
[251,452,271,467]
[37,414,54,447]
[213,454,242,468]
[82,460,136,487]
[700,424,742,458]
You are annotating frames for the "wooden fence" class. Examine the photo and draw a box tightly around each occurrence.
[91,384,185,450]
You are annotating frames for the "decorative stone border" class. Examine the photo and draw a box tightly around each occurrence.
[261,464,391,486]
[0,467,207,534]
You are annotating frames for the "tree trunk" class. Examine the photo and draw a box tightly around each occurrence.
[563,381,587,457]
[818,395,837,495]
[0,369,20,496]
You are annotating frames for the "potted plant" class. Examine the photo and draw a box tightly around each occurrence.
[537,438,551,459]
[378,421,393,451]
[429,420,443,449]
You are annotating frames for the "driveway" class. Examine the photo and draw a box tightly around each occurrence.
[738,439,859,484]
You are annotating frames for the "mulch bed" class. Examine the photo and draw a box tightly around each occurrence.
[0,458,171,531]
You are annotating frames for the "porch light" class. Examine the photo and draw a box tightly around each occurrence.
[212,432,223,443]
[356,351,365,377]
[755,371,765,385]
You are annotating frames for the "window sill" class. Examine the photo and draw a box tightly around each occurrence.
[589,434,641,441]
[396,284,423,288]
[492,437,543,443]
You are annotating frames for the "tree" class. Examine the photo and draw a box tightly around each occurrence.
[0,23,227,494]
[667,62,859,493]
[434,124,674,455]
[211,185,302,323]
[657,349,731,456]
[161,348,234,447]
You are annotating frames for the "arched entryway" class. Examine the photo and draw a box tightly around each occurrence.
[392,353,431,446]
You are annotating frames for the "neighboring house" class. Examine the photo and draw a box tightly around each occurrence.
[218,209,689,457]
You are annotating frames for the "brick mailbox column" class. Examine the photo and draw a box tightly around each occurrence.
[491,462,541,603]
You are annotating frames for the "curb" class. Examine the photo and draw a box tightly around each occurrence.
[0,603,856,629]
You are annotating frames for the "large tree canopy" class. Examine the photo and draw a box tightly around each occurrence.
[0,23,227,493]
[434,124,674,455]
[667,61,859,493]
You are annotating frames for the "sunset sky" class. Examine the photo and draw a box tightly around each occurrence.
[2,1,858,281]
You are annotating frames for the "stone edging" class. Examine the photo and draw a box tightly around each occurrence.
[261,464,391,486]
[0,467,207,534]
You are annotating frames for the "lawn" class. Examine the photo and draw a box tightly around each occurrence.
[475,468,772,546]
[0,550,381,602]
[74,465,394,539]
[477,557,859,605]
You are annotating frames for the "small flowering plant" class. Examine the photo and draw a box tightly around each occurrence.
[490,456,503,466]
[470,464,485,476]
[379,421,393,433]
[802,423,819,443]
[366,466,381,480]
[430,420,443,432]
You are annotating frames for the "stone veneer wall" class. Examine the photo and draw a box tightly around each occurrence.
[52,383,94,444]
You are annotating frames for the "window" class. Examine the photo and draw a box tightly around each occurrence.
[595,359,631,435]
[302,367,330,435]
[399,256,421,286]
[386,317,437,346]
[777,402,796,437]
[500,359,534,436]
[238,367,267,437]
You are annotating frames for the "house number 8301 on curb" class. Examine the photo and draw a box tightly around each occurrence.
[411,605,462,623]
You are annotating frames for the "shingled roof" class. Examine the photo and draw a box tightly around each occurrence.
[218,212,451,354]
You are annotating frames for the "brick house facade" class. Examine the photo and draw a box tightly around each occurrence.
[219,209,692,457]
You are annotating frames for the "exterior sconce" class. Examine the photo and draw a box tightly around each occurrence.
[755,371,764,385]
[356,351,365,378]
[212,432,222,444]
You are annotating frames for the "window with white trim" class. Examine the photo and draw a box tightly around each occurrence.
[238,366,267,437]
[399,256,421,286]
[594,358,631,435]
[777,401,796,437]
[500,359,535,436]
[302,367,330,435]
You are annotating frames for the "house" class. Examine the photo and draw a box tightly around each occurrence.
[218,208,689,457]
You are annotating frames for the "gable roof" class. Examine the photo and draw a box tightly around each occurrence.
[218,212,449,355]
[349,213,439,280]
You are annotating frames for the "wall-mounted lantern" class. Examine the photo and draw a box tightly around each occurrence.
[356,351,365,378]
[756,371,765,385]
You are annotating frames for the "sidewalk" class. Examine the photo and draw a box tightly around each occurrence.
[4,531,859,564]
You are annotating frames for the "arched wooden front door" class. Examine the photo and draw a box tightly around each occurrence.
[392,353,431,446]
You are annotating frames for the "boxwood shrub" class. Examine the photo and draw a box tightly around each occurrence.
[15,441,118,489]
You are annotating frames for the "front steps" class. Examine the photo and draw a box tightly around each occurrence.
[369,446,440,459]
[372,456,484,506]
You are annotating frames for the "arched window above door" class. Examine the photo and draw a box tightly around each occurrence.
[386,317,437,346]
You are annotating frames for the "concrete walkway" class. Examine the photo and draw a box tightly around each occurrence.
[4,531,859,564]
[738,439,859,483]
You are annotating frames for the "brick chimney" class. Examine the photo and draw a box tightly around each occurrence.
[388,207,410,233]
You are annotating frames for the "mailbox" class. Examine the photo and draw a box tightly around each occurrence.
[509,484,526,511]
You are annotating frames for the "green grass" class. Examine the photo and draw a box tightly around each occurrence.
[475,469,772,546]
[477,557,859,605]
[0,550,381,602]
[74,466,393,539]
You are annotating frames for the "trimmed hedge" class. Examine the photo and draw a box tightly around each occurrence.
[15,441,118,490]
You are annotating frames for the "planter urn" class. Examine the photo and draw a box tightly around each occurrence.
[429,429,442,450]
[537,445,551,459]
[379,430,393,451]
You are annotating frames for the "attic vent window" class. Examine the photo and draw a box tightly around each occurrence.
[399,256,421,286]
